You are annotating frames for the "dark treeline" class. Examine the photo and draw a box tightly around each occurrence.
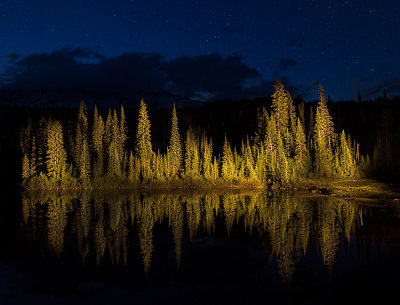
[1,80,399,190]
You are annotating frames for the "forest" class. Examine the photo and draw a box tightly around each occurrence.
[13,79,398,191]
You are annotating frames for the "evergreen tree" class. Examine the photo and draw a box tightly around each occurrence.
[167,104,182,177]
[338,131,356,177]
[294,118,309,178]
[307,105,314,148]
[37,118,49,174]
[255,145,267,183]
[75,101,90,179]
[184,127,199,177]
[254,106,269,148]
[314,86,335,177]
[271,79,290,134]
[30,136,38,176]
[211,157,219,180]
[119,105,128,155]
[79,139,90,180]
[276,132,289,183]
[104,109,113,147]
[200,133,213,180]
[315,86,335,144]
[128,151,140,183]
[92,105,105,178]
[107,142,121,177]
[135,99,153,180]
[221,135,235,181]
[241,137,256,180]
[46,119,67,180]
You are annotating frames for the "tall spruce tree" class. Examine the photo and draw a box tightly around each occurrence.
[294,118,309,178]
[200,133,213,180]
[135,99,153,180]
[184,127,199,177]
[46,119,67,180]
[119,105,128,154]
[92,105,105,178]
[168,104,182,177]
[75,101,90,179]
[221,135,235,181]
[314,86,335,177]
[271,79,290,135]
[338,131,356,177]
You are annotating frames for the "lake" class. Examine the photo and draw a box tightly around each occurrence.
[1,190,400,304]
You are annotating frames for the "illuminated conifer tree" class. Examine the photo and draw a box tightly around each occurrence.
[75,101,90,180]
[314,86,335,177]
[135,99,153,180]
[294,118,309,178]
[107,142,121,177]
[79,139,90,180]
[167,104,182,177]
[119,105,128,155]
[184,127,199,177]
[338,130,356,177]
[221,135,235,181]
[46,119,67,180]
[271,79,289,134]
[92,105,105,178]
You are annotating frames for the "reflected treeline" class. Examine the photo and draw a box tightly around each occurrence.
[22,191,361,282]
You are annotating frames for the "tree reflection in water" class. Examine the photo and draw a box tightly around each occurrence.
[21,190,360,282]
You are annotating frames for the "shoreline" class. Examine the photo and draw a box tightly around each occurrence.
[21,178,400,202]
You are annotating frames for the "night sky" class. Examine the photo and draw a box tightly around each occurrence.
[0,0,399,102]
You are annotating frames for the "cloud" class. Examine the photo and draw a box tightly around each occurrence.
[0,47,268,103]
[287,38,306,48]
[278,58,298,71]
[364,74,400,97]
[165,53,261,98]
[1,47,167,92]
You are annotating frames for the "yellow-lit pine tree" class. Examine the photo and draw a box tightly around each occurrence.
[75,101,91,180]
[254,106,269,148]
[338,130,356,177]
[92,105,105,178]
[265,114,278,181]
[167,104,182,178]
[184,127,200,177]
[200,132,213,180]
[107,141,121,177]
[276,132,290,184]
[128,151,140,183]
[313,86,335,177]
[241,137,256,180]
[104,109,113,148]
[119,105,128,156]
[254,145,267,183]
[30,136,37,176]
[271,79,290,135]
[294,118,309,178]
[79,139,90,181]
[135,99,153,181]
[221,135,235,181]
[46,119,67,180]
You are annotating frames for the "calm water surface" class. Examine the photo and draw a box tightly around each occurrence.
[1,190,400,304]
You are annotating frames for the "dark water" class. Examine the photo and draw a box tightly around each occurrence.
[1,190,400,304]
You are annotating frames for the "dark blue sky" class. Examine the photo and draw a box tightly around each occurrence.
[0,0,399,101]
